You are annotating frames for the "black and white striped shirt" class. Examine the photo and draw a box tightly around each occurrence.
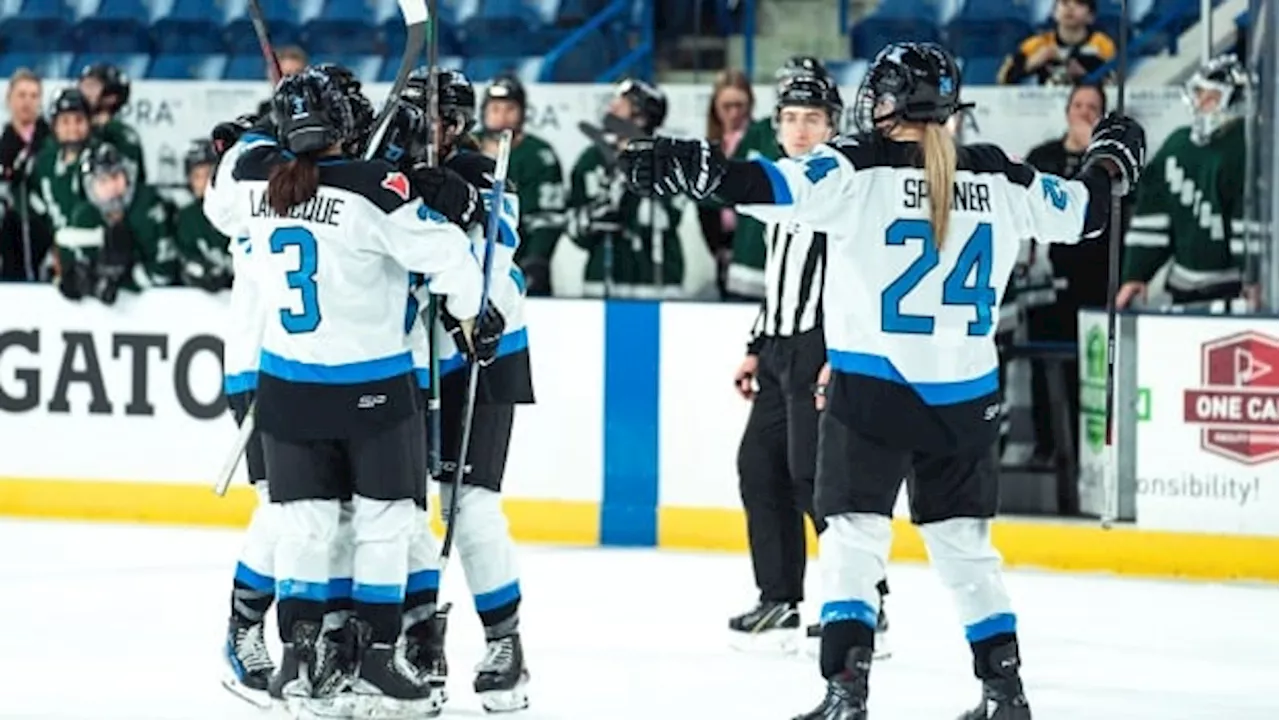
[750,220,827,342]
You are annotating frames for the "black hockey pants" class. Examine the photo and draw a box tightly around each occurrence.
[737,329,826,605]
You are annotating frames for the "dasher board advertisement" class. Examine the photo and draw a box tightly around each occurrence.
[1134,314,1279,536]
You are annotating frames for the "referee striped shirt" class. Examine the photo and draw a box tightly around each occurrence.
[751,219,827,341]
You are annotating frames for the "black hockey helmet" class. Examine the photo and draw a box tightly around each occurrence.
[402,67,477,144]
[49,88,92,151]
[1185,53,1249,144]
[482,74,528,130]
[775,73,844,127]
[613,77,667,132]
[184,138,219,176]
[79,63,131,115]
[854,42,966,133]
[366,101,429,170]
[49,88,90,120]
[270,68,359,156]
[81,143,137,215]
[777,55,830,84]
[314,63,375,153]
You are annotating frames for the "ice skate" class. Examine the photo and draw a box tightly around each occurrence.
[405,604,450,703]
[807,599,891,661]
[728,600,801,653]
[791,646,872,720]
[474,633,530,713]
[269,621,352,720]
[348,619,441,719]
[957,641,1031,720]
[221,618,276,709]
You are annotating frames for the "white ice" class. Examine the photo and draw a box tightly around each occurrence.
[0,519,1275,720]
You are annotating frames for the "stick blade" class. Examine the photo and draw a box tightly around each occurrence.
[397,0,429,26]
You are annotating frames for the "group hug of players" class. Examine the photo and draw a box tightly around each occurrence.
[209,65,532,719]
[206,40,1149,720]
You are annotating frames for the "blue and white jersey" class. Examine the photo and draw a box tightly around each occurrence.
[204,133,276,397]
[737,134,1102,407]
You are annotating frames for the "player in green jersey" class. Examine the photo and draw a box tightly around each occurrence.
[175,138,232,291]
[56,144,177,303]
[78,63,146,184]
[1118,54,1252,307]
[480,75,566,296]
[28,88,93,267]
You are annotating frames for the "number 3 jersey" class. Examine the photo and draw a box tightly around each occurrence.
[207,142,484,439]
[733,133,1110,449]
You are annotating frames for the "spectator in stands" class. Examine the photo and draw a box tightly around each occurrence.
[1022,83,1111,468]
[56,144,176,304]
[479,75,566,297]
[0,68,52,281]
[174,139,232,292]
[696,69,764,300]
[78,64,146,183]
[566,78,684,297]
[998,0,1116,85]
[256,46,310,117]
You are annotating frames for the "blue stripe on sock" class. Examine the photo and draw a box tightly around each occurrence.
[406,570,440,595]
[474,581,521,613]
[233,562,274,592]
[966,613,1017,642]
[277,579,329,602]
[353,583,405,604]
[328,577,353,599]
[601,300,659,546]
[820,600,878,629]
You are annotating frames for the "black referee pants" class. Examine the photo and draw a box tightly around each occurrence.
[737,329,826,605]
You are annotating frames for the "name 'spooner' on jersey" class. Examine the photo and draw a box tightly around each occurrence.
[229,144,484,385]
[738,136,1098,405]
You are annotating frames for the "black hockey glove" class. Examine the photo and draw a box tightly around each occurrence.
[180,258,233,292]
[93,222,136,306]
[211,114,265,157]
[57,256,94,302]
[1081,112,1146,197]
[620,137,726,200]
[408,163,483,230]
[442,305,506,367]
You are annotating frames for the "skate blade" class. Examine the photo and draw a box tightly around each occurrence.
[295,693,360,720]
[729,627,800,655]
[221,675,275,710]
[348,691,442,719]
[478,684,529,714]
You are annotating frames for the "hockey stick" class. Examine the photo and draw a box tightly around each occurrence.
[1101,0,1128,528]
[424,0,444,480]
[247,0,282,85]
[440,129,514,562]
[212,0,428,497]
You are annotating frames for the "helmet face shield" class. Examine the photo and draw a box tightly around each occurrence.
[86,164,135,216]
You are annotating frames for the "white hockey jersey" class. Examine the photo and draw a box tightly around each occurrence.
[738,134,1103,406]
[204,131,277,396]
[226,147,483,386]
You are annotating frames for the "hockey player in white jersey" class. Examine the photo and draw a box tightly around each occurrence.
[223,68,496,719]
[620,42,1146,720]
[389,67,535,713]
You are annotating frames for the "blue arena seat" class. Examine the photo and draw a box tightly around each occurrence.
[69,52,151,82]
[555,0,607,24]
[308,54,381,83]
[382,0,462,57]
[850,0,946,59]
[462,0,553,56]
[223,0,303,55]
[824,59,869,89]
[959,55,1006,85]
[73,0,153,53]
[223,52,276,80]
[543,29,621,82]
[376,54,461,82]
[947,0,1033,59]
[0,52,73,80]
[303,0,383,54]
[150,0,226,54]
[463,55,543,83]
[0,0,74,52]
[148,53,227,79]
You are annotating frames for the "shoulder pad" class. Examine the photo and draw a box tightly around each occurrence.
[446,150,497,189]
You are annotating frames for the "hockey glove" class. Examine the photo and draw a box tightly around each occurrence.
[620,137,727,200]
[1081,113,1146,197]
[211,114,264,157]
[57,257,94,302]
[442,306,506,367]
[567,194,623,241]
[180,258,233,292]
[409,164,483,230]
[93,222,136,306]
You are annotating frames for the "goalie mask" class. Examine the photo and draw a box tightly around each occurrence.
[1185,54,1248,145]
[82,143,137,216]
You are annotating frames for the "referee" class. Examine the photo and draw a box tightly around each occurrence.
[728,72,890,656]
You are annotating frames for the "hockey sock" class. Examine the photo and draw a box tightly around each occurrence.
[443,485,522,639]
[231,483,279,626]
[275,498,340,643]
[404,507,441,633]
[818,513,892,677]
[918,517,1016,668]
[350,496,414,645]
[231,564,275,626]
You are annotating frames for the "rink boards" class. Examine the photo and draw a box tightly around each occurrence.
[0,285,1275,580]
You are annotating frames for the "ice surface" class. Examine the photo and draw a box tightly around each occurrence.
[0,519,1275,719]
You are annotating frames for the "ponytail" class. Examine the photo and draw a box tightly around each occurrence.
[267,158,321,216]
[920,123,957,249]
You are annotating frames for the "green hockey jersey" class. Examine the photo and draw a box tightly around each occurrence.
[1123,121,1247,293]
[28,144,88,232]
[567,144,684,297]
[98,119,146,184]
[703,116,780,298]
[175,199,232,289]
[507,132,565,271]
[59,184,177,291]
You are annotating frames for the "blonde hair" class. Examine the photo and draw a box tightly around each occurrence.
[920,123,957,249]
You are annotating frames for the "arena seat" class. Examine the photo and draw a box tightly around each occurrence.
[148,53,228,80]
[303,0,383,55]
[151,0,227,54]
[947,0,1034,60]
[0,0,74,53]
[222,0,304,55]
[69,51,151,81]
[74,0,153,53]
[0,51,73,79]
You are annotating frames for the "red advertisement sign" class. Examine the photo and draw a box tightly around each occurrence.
[1183,331,1280,465]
